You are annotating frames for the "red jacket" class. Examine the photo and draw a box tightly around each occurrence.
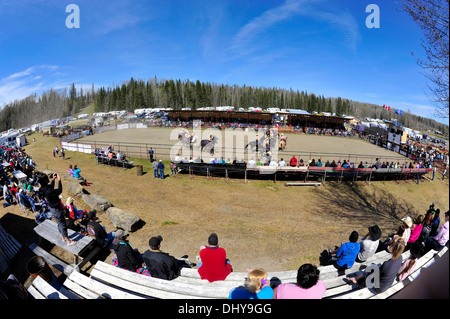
[198,246,232,282]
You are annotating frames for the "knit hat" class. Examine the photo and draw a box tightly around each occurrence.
[115,229,129,239]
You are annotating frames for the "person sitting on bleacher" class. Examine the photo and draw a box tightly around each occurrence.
[142,235,194,280]
[326,231,360,270]
[397,241,423,282]
[112,229,149,276]
[273,264,326,299]
[424,211,449,253]
[86,210,115,248]
[2,182,13,207]
[228,268,273,299]
[197,233,232,282]
[346,239,405,293]
[65,196,87,220]
[357,225,382,262]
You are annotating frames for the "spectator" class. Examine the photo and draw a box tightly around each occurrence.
[417,212,434,246]
[65,196,87,220]
[112,229,147,274]
[357,225,382,262]
[228,268,273,299]
[327,231,360,269]
[346,239,405,293]
[157,160,165,179]
[142,235,194,280]
[278,158,286,167]
[401,216,413,244]
[298,159,305,167]
[170,162,177,175]
[424,211,449,253]
[73,165,89,186]
[148,148,154,162]
[152,159,159,178]
[397,241,423,282]
[406,215,424,249]
[86,210,115,248]
[430,209,441,237]
[197,233,233,282]
[289,155,297,167]
[38,173,76,246]
[68,165,74,178]
[0,274,29,299]
[273,264,326,299]
[2,183,13,207]
[317,159,323,167]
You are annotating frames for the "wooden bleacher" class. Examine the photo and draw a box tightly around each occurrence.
[26,245,448,299]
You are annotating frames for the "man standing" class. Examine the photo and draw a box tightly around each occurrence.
[148,148,154,162]
[39,173,76,246]
[158,160,165,179]
[152,159,159,178]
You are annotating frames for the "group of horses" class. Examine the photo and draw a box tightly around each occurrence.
[177,128,288,158]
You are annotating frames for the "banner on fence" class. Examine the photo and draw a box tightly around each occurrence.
[117,124,129,130]
[61,142,92,154]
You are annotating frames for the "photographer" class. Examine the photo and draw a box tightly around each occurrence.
[39,172,76,246]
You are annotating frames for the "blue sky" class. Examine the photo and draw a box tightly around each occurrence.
[0,0,447,124]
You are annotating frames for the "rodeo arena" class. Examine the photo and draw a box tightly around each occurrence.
[0,106,449,301]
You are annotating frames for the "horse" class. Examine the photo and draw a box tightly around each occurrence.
[201,136,218,155]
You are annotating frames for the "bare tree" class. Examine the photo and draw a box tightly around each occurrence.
[396,0,449,118]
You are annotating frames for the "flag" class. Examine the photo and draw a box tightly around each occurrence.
[395,109,403,115]
[383,105,391,111]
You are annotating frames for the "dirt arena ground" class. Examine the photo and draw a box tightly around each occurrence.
[1,128,448,284]
[78,127,407,164]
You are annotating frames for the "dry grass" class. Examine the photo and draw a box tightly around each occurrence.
[1,129,449,276]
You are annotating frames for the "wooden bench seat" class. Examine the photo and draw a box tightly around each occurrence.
[0,224,22,276]
[330,247,448,299]
[72,248,401,299]
[49,246,446,300]
[27,276,70,299]
[33,219,101,271]
[28,243,75,277]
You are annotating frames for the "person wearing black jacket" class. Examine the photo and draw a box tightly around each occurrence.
[39,173,76,246]
[86,210,111,248]
[142,235,182,280]
[113,229,142,272]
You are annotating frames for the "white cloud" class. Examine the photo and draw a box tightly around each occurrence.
[0,65,61,106]
[227,0,361,60]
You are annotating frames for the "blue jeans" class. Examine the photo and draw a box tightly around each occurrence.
[159,169,164,179]
[49,207,68,238]
[154,169,159,178]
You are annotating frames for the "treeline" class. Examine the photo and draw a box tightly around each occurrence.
[95,77,354,116]
[0,86,95,132]
[0,76,448,136]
